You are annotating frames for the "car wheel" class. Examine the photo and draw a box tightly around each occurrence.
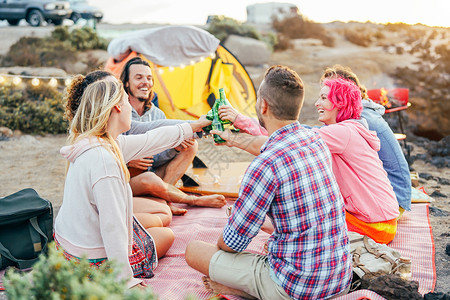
[52,19,63,26]
[7,19,20,26]
[71,13,81,23]
[27,9,44,27]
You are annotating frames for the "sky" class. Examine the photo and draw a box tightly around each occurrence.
[89,0,450,27]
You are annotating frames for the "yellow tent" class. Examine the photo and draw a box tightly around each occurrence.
[105,26,256,120]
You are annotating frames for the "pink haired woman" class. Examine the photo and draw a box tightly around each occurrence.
[314,77,399,244]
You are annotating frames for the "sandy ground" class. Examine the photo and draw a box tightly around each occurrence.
[0,133,449,296]
[0,22,449,296]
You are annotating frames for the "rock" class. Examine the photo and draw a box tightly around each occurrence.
[13,129,22,137]
[424,292,450,300]
[429,206,450,217]
[419,172,434,180]
[224,35,271,66]
[0,126,13,138]
[438,177,450,185]
[430,190,448,198]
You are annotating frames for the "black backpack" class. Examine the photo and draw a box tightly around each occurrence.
[0,188,54,270]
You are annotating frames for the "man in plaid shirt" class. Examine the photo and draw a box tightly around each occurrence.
[186,65,352,299]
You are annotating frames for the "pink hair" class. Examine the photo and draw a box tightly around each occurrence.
[323,78,362,122]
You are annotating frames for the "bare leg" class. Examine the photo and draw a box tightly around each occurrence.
[185,240,220,276]
[185,240,255,299]
[130,171,227,210]
[146,227,174,258]
[156,140,197,185]
[133,197,172,227]
[203,276,256,299]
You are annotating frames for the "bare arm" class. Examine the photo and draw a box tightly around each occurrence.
[217,233,237,253]
[127,119,189,135]
[211,129,268,156]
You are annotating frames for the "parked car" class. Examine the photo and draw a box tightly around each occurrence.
[0,0,71,26]
[67,0,102,23]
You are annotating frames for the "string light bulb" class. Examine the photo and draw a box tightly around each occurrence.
[157,68,164,75]
[64,78,72,86]
[12,76,21,85]
[179,64,186,69]
[31,78,40,86]
[189,60,195,65]
[168,66,174,72]
[0,76,5,84]
[210,52,216,59]
[48,78,58,87]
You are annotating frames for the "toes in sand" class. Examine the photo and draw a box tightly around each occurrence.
[195,194,226,208]
[202,276,255,299]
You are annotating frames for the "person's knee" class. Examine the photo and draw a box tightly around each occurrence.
[185,240,201,266]
[188,140,198,155]
[139,172,166,193]
[183,140,198,159]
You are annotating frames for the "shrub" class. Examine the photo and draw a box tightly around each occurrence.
[272,15,335,47]
[385,22,411,32]
[0,82,68,135]
[1,26,108,69]
[343,28,372,47]
[273,33,291,51]
[206,15,261,43]
[4,242,157,299]
[52,26,108,51]
[2,36,76,68]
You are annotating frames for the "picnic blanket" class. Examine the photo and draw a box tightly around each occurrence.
[144,202,435,300]
[0,203,435,299]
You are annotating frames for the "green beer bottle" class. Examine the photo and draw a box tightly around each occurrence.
[218,88,231,124]
[211,106,226,143]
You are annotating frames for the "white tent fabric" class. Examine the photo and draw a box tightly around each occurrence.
[107,25,220,67]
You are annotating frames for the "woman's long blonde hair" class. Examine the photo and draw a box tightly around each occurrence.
[68,80,130,182]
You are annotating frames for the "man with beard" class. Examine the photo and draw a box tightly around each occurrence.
[185,65,352,300]
[120,57,226,217]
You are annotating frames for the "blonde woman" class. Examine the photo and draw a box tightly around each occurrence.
[54,79,210,288]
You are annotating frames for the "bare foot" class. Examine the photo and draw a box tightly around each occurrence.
[193,194,227,208]
[202,276,256,299]
[168,203,187,216]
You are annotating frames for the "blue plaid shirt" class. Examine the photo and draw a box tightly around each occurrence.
[223,122,352,299]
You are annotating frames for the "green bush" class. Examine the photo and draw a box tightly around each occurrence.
[52,26,109,51]
[2,36,76,68]
[1,26,108,69]
[4,242,157,300]
[0,83,67,134]
[273,15,335,47]
[206,15,261,43]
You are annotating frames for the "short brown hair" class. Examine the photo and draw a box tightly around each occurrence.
[259,65,304,120]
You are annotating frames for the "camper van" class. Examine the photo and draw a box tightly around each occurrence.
[246,2,299,24]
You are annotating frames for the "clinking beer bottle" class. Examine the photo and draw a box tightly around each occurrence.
[203,88,232,134]
[218,88,232,125]
[211,106,226,143]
